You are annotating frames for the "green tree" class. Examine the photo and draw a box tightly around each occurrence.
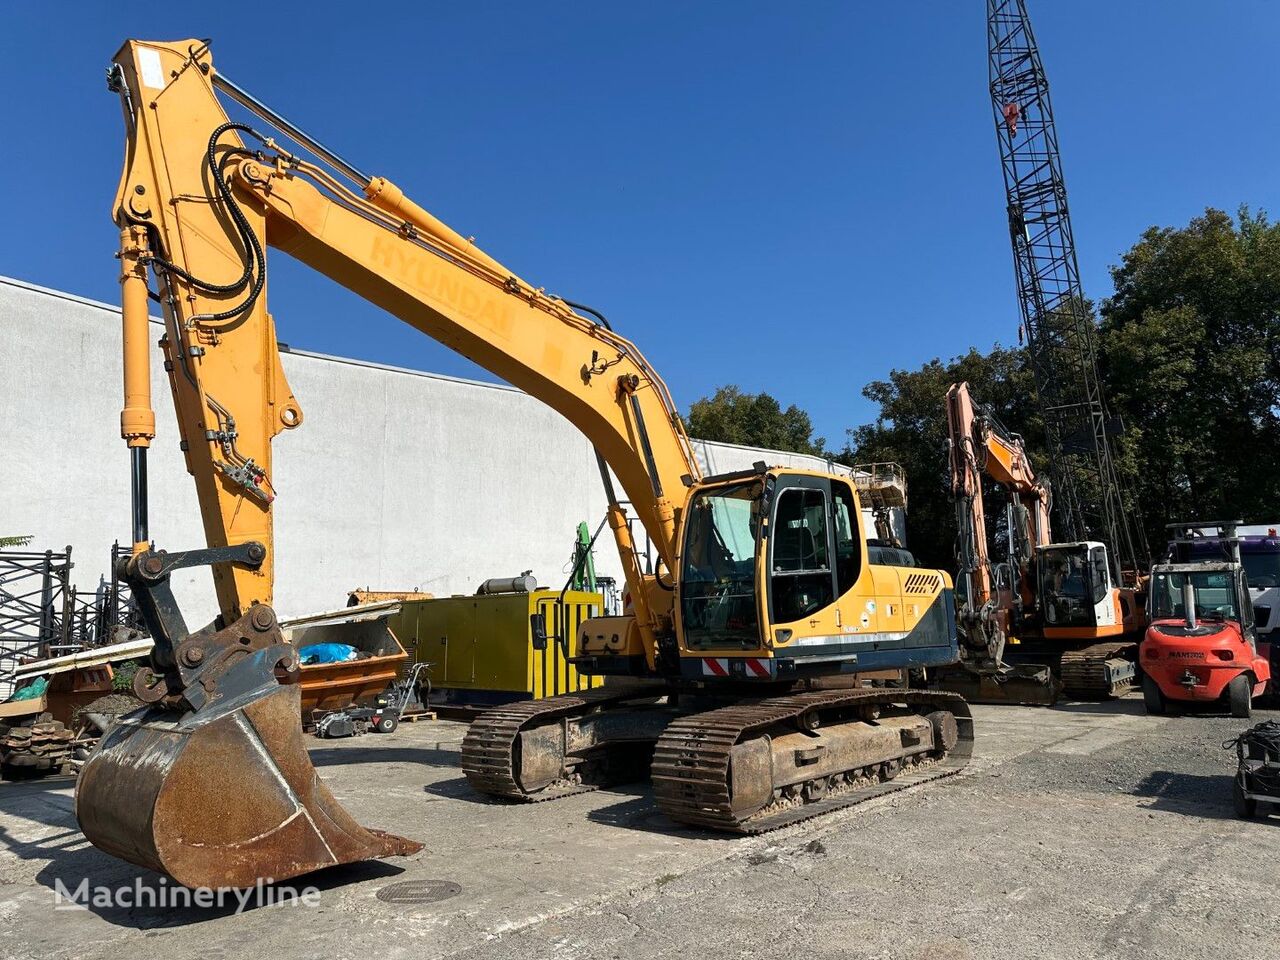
[1100,207,1280,544]
[0,536,33,548]
[685,385,828,456]
[843,346,1042,570]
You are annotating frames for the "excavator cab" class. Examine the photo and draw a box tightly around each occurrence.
[1038,543,1111,628]
[675,467,961,678]
[1037,541,1130,636]
[678,472,854,651]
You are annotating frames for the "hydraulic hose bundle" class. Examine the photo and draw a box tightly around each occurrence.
[143,122,267,325]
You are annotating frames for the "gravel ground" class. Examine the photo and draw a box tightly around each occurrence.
[0,695,1274,960]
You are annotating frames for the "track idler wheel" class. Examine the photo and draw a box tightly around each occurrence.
[927,710,960,753]
[75,611,420,888]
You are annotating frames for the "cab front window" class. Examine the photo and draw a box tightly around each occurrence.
[680,482,761,649]
[1151,570,1240,622]
[1039,546,1100,626]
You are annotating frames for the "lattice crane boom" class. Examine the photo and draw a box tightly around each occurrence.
[986,0,1148,581]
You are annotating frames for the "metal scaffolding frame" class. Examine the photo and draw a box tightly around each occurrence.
[0,542,143,697]
[0,548,75,697]
[96,540,145,643]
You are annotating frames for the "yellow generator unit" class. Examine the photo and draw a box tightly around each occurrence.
[386,578,606,706]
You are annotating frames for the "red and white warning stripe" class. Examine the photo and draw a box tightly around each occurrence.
[701,657,730,677]
[701,657,771,678]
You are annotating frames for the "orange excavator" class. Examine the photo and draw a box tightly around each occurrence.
[942,382,1145,703]
[77,40,973,889]
[943,383,1058,703]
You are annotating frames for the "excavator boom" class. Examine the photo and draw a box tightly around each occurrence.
[109,40,697,613]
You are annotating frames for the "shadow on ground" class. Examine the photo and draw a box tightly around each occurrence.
[421,774,723,840]
[422,776,503,803]
[1049,698,1149,717]
[585,785,723,839]
[1128,769,1276,822]
[0,770,412,929]
[308,746,462,768]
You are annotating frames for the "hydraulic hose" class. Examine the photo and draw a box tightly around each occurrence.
[145,122,268,324]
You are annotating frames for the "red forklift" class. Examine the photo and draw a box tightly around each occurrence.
[1141,522,1271,717]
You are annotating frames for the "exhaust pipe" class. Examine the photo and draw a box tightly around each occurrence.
[476,574,538,595]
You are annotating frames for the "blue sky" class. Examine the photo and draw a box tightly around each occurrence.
[3,2,1277,445]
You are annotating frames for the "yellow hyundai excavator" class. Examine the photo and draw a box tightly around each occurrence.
[77,39,973,889]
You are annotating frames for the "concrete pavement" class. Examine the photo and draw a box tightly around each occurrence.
[0,697,1272,960]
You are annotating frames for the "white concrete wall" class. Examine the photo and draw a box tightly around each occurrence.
[3,277,615,625]
[0,276,902,634]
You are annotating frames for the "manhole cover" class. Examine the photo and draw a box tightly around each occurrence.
[376,879,462,905]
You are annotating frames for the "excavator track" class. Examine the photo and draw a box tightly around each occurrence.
[461,684,660,801]
[650,688,973,834]
[1059,642,1137,699]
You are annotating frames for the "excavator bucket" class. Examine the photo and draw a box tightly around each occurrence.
[76,622,421,889]
[935,661,1062,707]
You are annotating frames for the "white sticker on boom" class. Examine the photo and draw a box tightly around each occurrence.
[138,48,165,90]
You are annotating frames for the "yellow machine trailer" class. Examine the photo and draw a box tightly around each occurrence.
[387,589,606,705]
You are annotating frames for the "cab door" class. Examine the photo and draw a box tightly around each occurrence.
[1089,545,1118,628]
[766,476,838,636]
[830,478,882,636]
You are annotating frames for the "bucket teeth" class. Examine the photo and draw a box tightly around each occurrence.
[75,650,420,889]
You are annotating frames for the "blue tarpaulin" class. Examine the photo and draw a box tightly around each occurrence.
[299,643,359,666]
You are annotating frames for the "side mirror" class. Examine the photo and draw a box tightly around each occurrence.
[530,612,548,651]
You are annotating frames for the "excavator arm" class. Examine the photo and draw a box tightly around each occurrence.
[946,381,1050,616]
[947,382,995,614]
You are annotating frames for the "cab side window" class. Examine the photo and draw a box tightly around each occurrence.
[1089,547,1109,605]
[832,481,862,595]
